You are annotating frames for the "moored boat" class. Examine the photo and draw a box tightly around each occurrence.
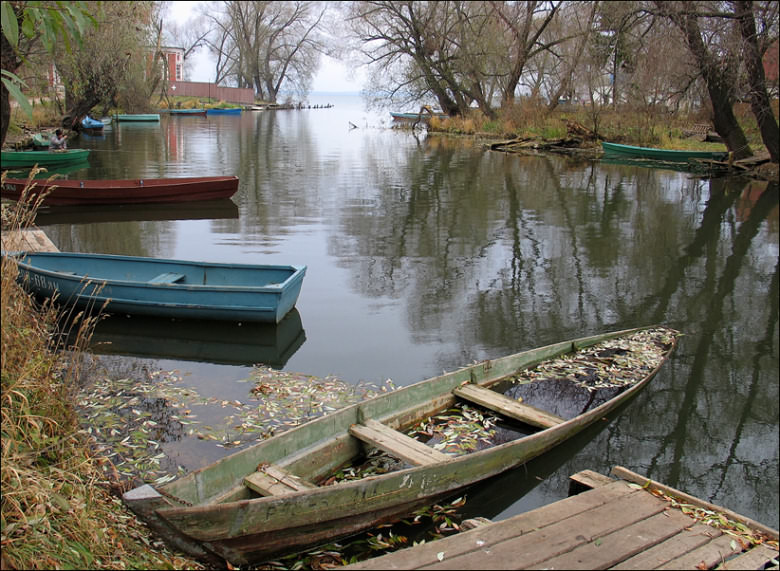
[168,108,207,116]
[116,113,161,122]
[390,111,449,121]
[80,116,104,130]
[1,149,90,169]
[1,175,240,206]
[8,251,306,324]
[601,141,729,162]
[120,325,679,566]
[206,107,242,115]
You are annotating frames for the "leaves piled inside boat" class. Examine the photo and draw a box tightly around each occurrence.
[510,327,679,391]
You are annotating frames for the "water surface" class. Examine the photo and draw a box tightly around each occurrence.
[38,93,779,528]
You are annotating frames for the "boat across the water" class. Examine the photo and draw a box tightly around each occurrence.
[80,116,104,130]
[1,175,240,206]
[601,141,729,162]
[8,251,306,324]
[390,111,449,122]
[206,107,242,115]
[167,108,207,116]
[1,149,90,169]
[120,325,679,566]
[116,113,161,122]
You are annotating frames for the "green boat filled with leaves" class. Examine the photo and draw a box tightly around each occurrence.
[123,326,679,566]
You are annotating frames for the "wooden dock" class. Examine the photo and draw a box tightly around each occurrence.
[346,466,779,570]
[1,229,58,253]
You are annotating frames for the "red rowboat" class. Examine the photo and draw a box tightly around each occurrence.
[1,176,239,206]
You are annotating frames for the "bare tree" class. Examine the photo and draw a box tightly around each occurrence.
[487,0,566,107]
[200,1,326,101]
[653,1,754,159]
[734,0,778,162]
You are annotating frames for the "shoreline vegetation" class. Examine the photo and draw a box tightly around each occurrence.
[5,95,777,181]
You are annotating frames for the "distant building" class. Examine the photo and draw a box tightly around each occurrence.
[160,46,185,82]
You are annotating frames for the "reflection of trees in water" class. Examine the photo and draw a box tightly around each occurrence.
[329,149,778,524]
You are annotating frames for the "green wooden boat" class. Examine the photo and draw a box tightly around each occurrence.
[116,113,160,122]
[123,326,679,566]
[601,141,728,162]
[1,149,90,169]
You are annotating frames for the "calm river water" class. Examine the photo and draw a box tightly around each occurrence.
[38,93,778,530]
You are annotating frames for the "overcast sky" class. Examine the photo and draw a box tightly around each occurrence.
[166,1,365,93]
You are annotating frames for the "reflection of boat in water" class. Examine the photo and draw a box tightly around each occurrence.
[83,308,306,368]
[33,199,239,226]
[599,156,714,174]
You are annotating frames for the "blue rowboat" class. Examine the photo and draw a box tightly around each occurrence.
[207,107,242,115]
[116,113,161,122]
[9,251,306,324]
[601,141,728,162]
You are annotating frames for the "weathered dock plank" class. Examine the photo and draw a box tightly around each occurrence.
[345,466,779,570]
[1,229,58,253]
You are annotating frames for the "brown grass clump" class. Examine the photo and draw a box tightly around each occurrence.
[0,172,204,570]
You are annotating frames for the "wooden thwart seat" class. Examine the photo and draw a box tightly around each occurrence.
[349,418,450,466]
[454,383,565,429]
[243,463,316,496]
[149,272,185,284]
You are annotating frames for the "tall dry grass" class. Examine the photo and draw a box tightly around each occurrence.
[0,172,204,570]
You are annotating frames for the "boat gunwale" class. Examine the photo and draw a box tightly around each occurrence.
[10,252,306,293]
[2,175,239,191]
[152,326,676,537]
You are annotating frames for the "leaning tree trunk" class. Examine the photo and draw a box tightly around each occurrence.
[735,0,779,163]
[677,12,753,160]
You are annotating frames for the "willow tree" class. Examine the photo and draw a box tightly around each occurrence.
[202,1,326,101]
[53,2,156,122]
[0,0,94,145]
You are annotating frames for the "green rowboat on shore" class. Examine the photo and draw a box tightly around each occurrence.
[1,149,90,169]
[601,141,729,162]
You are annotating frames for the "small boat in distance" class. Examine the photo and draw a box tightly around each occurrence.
[390,111,449,121]
[167,108,207,116]
[1,149,90,169]
[80,116,104,130]
[116,113,161,122]
[206,107,242,115]
[1,175,240,206]
[9,251,306,324]
[601,141,729,162]
[120,325,679,566]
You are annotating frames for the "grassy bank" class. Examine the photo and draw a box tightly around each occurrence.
[425,99,775,155]
[0,180,204,570]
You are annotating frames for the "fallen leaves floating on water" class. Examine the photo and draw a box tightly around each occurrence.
[76,364,391,485]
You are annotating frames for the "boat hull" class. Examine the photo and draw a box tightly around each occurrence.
[207,108,242,115]
[116,114,161,122]
[122,326,677,565]
[9,252,306,324]
[601,141,728,162]
[1,149,90,168]
[1,176,240,205]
